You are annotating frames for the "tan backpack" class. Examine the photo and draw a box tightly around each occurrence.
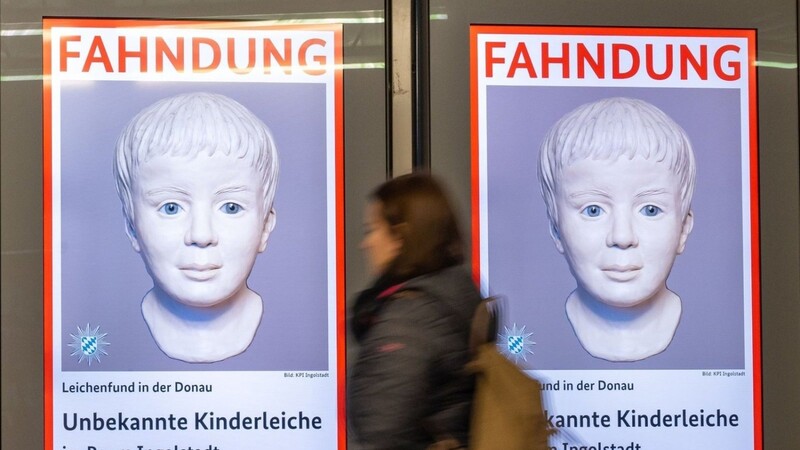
[427,296,551,450]
[466,297,551,450]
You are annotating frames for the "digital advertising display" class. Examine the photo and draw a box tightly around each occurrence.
[471,25,761,449]
[43,18,345,449]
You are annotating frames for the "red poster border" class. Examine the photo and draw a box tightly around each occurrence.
[42,18,346,450]
[470,24,761,449]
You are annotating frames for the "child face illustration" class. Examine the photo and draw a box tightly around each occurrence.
[128,151,273,308]
[551,155,693,308]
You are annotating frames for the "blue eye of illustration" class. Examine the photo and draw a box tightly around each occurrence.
[581,205,604,218]
[221,202,243,215]
[640,204,663,217]
[159,202,182,216]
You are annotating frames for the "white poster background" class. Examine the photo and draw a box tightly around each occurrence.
[472,26,760,450]
[44,20,344,450]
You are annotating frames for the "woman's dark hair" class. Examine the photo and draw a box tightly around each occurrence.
[372,172,465,280]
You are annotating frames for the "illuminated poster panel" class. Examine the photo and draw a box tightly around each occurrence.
[471,26,760,449]
[43,19,345,449]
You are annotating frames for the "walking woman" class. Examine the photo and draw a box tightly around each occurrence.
[349,173,483,449]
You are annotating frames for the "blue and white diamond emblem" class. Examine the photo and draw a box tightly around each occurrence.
[498,323,536,364]
[81,336,98,356]
[508,335,524,355]
[68,323,110,366]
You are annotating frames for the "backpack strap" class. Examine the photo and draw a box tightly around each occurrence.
[468,296,501,357]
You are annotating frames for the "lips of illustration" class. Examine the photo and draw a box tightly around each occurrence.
[601,264,642,281]
[179,263,222,280]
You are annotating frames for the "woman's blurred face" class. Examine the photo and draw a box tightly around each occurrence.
[361,201,402,276]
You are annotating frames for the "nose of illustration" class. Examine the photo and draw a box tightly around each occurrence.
[606,213,638,249]
[184,210,219,247]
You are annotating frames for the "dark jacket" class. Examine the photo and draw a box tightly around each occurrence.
[348,265,483,449]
